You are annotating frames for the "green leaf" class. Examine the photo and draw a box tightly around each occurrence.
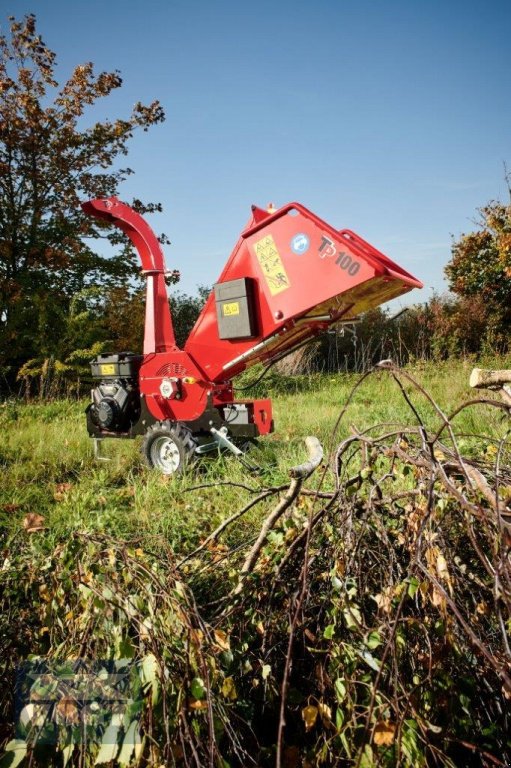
[366,631,382,650]
[401,719,422,766]
[359,743,375,768]
[115,635,135,660]
[331,575,342,591]
[117,720,141,766]
[323,624,335,639]
[94,713,123,764]
[190,677,206,700]
[221,677,237,701]
[335,678,346,702]
[343,604,362,629]
[62,741,74,768]
[0,740,27,768]
[340,731,351,757]
[220,650,234,668]
[139,653,157,688]
[407,576,420,599]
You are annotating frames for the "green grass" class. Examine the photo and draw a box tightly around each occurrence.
[1,358,508,555]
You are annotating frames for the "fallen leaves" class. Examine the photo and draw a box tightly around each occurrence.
[23,513,45,533]
[54,482,72,501]
[2,503,23,513]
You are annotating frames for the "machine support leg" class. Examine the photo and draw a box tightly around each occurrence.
[93,438,111,462]
[196,426,260,473]
[209,427,244,456]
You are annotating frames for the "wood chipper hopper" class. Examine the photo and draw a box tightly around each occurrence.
[82,197,423,473]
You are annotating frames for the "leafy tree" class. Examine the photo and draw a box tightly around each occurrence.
[0,14,169,382]
[445,188,511,350]
[169,285,210,348]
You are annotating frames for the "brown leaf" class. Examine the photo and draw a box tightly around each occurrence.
[2,503,22,513]
[23,513,45,533]
[38,583,51,602]
[188,698,208,710]
[54,482,72,501]
[255,621,265,636]
[373,720,396,746]
[436,552,450,581]
[374,585,394,613]
[213,629,230,651]
[56,696,79,724]
[302,704,318,732]
[318,701,332,724]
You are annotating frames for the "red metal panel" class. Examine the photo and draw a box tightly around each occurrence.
[138,350,210,421]
[82,196,423,428]
[185,202,422,381]
[81,197,176,355]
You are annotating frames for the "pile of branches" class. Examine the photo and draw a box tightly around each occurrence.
[1,363,510,767]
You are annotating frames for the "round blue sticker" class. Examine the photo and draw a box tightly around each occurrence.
[290,233,310,255]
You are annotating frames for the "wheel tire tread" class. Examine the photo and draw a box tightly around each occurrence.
[142,420,197,474]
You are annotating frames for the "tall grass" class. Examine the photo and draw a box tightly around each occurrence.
[0,359,506,551]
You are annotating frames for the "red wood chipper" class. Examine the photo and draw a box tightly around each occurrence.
[82,197,423,474]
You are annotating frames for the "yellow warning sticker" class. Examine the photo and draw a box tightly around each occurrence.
[223,301,240,317]
[100,363,115,375]
[254,234,290,296]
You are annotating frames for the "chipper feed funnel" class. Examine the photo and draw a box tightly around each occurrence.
[186,202,423,381]
[82,196,422,475]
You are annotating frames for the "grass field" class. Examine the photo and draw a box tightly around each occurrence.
[1,357,507,550]
[1,357,510,767]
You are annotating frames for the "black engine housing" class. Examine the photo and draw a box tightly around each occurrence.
[88,353,143,435]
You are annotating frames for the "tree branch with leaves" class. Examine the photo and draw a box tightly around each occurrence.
[0,13,170,380]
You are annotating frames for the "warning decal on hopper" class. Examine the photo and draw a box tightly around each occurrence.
[254,234,290,296]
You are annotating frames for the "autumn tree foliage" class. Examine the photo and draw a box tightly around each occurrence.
[0,14,168,384]
[445,190,511,351]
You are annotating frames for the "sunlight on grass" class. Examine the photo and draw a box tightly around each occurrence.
[1,359,508,553]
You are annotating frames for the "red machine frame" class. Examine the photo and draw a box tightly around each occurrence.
[83,196,422,469]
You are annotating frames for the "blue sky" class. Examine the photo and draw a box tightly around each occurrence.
[4,0,511,308]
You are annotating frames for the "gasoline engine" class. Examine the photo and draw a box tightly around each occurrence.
[88,353,142,434]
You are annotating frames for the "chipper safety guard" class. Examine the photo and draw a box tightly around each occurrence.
[82,197,423,474]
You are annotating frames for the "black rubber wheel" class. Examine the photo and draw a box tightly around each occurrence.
[142,421,197,475]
